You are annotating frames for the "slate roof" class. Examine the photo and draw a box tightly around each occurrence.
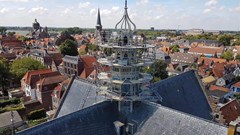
[151,70,213,120]
[132,102,227,135]
[55,78,106,118]
[17,101,228,135]
[17,102,118,135]
[0,111,24,128]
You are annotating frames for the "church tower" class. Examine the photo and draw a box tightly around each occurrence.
[96,8,102,31]
[97,0,158,114]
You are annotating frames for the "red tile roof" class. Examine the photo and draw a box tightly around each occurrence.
[22,69,61,89]
[80,56,97,79]
[232,82,240,88]
[219,99,240,124]
[209,85,229,92]
[212,63,225,78]
[189,46,224,55]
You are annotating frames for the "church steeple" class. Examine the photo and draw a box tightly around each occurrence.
[96,8,102,31]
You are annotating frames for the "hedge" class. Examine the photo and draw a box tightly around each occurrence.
[28,109,46,120]
[0,98,21,108]
[28,118,47,127]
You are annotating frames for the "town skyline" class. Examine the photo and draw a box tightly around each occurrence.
[0,0,240,31]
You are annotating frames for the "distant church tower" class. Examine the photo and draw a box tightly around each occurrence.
[95,8,103,44]
[96,8,102,31]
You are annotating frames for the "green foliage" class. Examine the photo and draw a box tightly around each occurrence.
[218,34,234,46]
[55,31,76,46]
[86,44,97,52]
[27,108,46,120]
[184,33,218,40]
[10,57,46,79]
[7,31,15,37]
[59,39,79,56]
[0,27,7,34]
[18,36,30,41]
[0,127,12,135]
[170,44,180,53]
[236,54,240,61]
[28,118,47,127]
[0,98,21,108]
[142,60,168,82]
[64,27,82,35]
[0,58,10,96]
[221,50,234,61]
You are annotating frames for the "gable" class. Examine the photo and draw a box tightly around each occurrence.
[152,70,213,120]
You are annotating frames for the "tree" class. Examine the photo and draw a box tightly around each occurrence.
[218,34,234,46]
[55,31,76,46]
[0,27,7,34]
[0,58,10,96]
[59,39,78,56]
[10,57,46,79]
[170,44,180,53]
[221,50,234,61]
[142,60,168,82]
[64,27,82,35]
[236,54,240,61]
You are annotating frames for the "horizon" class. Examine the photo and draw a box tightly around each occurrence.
[0,0,240,31]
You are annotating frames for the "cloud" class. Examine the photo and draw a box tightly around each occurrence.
[28,7,48,14]
[137,0,149,5]
[79,2,90,8]
[18,7,25,11]
[90,9,96,15]
[205,0,218,7]
[235,6,240,12]
[62,8,72,14]
[101,9,111,16]
[0,8,9,13]
[112,6,120,12]
[203,8,211,13]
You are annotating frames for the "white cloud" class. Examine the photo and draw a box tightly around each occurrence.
[18,7,25,11]
[62,8,72,14]
[137,0,149,5]
[112,6,120,11]
[101,9,111,16]
[79,2,90,8]
[0,8,9,13]
[90,9,96,15]
[29,7,48,14]
[203,8,211,13]
[205,0,218,7]
[235,6,240,12]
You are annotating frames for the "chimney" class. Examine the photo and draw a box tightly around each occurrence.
[228,121,240,135]
[114,121,124,135]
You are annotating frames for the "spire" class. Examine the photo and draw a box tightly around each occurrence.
[125,0,127,9]
[96,8,102,30]
[115,0,136,32]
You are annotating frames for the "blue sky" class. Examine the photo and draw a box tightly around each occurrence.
[0,0,239,30]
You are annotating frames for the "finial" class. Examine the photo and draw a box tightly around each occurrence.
[125,0,127,9]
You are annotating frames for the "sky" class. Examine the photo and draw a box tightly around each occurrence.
[0,0,240,31]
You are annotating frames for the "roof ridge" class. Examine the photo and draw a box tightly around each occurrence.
[143,101,227,128]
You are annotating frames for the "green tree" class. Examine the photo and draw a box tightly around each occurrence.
[142,60,168,82]
[236,54,240,61]
[0,58,10,96]
[59,39,78,56]
[170,44,180,53]
[64,27,82,35]
[55,31,76,46]
[0,27,7,34]
[218,34,234,46]
[221,50,234,61]
[10,57,46,79]
[18,35,30,41]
